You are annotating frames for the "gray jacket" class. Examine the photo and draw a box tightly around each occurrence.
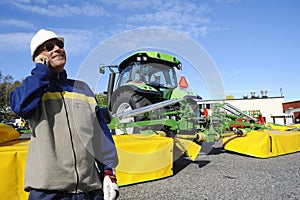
[10,64,118,193]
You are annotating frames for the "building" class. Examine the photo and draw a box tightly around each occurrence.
[225,96,285,124]
[199,90,293,125]
[282,100,300,124]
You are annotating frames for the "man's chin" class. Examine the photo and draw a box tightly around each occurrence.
[52,59,66,66]
[51,62,65,71]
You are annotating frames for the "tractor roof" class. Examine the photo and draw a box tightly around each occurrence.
[118,51,182,72]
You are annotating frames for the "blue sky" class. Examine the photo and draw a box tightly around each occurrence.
[0,0,299,102]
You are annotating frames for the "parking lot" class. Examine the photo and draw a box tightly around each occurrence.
[118,146,300,200]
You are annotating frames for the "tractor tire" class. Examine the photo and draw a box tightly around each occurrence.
[111,90,153,134]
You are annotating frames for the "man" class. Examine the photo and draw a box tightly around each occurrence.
[10,29,119,200]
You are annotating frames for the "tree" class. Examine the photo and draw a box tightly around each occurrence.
[0,70,22,119]
[95,93,108,107]
[0,70,2,84]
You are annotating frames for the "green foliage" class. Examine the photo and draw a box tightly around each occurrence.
[0,70,22,120]
[95,93,108,107]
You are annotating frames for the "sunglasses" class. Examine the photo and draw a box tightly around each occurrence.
[44,40,64,52]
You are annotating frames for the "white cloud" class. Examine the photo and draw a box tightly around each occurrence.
[3,0,220,38]
[10,1,107,17]
[0,32,32,52]
[0,0,228,53]
[117,0,212,37]
[0,28,107,55]
[0,19,34,29]
[53,28,110,56]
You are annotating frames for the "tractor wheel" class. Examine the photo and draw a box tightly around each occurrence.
[112,90,153,134]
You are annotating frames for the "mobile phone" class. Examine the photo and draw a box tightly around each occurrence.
[44,58,50,68]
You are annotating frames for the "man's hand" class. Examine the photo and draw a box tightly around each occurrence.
[103,169,119,200]
[34,54,49,66]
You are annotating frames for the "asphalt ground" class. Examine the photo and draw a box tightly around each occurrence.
[118,145,300,200]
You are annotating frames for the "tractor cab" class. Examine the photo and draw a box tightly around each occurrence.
[109,51,197,108]
[101,51,200,134]
[116,58,178,100]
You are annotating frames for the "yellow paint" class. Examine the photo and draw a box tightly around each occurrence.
[113,134,173,186]
[0,123,20,144]
[175,138,201,161]
[223,129,300,158]
[0,140,29,200]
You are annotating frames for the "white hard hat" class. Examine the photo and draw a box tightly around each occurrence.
[30,29,64,60]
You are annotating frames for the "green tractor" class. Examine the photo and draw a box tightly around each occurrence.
[99,51,267,158]
[100,51,202,135]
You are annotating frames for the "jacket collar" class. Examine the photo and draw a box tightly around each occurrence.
[50,70,67,82]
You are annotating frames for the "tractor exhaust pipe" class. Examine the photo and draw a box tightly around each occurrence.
[100,65,118,109]
[107,72,116,107]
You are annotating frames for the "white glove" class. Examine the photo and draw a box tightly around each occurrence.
[103,175,119,200]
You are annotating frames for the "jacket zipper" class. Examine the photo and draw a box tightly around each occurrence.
[57,75,80,193]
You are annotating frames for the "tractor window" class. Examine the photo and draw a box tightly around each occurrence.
[116,62,178,89]
[117,65,132,87]
[148,63,177,88]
